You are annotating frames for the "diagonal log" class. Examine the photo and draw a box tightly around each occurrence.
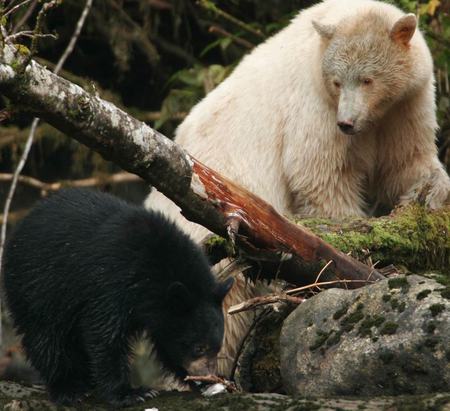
[0,44,383,284]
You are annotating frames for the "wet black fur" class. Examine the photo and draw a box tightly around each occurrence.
[2,188,232,406]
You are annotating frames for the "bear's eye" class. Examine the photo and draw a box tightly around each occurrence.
[333,80,341,88]
[193,345,207,357]
[362,78,373,85]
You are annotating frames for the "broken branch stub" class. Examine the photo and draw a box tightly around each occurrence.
[0,44,383,284]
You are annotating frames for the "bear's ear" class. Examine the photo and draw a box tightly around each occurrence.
[390,14,416,46]
[214,277,234,302]
[312,20,336,40]
[167,282,194,310]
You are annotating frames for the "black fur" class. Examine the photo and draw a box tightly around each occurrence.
[2,188,233,407]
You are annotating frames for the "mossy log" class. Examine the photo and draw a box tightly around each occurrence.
[205,205,449,286]
[298,204,449,274]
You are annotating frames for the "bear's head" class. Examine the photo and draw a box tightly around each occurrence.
[151,276,234,378]
[313,11,428,136]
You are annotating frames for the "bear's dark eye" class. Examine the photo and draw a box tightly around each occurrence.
[362,78,373,85]
[333,80,341,88]
[193,345,207,357]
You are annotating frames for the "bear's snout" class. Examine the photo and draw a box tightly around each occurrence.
[184,355,218,376]
[337,119,355,134]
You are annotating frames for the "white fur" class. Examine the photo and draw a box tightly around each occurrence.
[145,0,450,376]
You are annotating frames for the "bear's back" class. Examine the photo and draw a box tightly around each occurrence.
[3,189,215,330]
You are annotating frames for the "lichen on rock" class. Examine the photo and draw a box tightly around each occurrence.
[280,275,450,396]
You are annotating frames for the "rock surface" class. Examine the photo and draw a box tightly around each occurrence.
[280,275,450,396]
[0,382,449,411]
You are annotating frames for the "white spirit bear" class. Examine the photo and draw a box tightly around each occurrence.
[146,0,450,375]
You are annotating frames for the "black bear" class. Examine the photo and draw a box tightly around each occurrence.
[2,188,233,407]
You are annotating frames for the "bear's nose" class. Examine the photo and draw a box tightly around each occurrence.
[337,120,354,133]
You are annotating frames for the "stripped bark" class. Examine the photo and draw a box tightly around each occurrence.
[0,43,383,285]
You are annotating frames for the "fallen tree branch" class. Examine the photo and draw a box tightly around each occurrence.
[228,294,303,315]
[0,44,384,286]
[0,172,142,195]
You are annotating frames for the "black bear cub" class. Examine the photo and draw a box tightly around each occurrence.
[2,188,233,407]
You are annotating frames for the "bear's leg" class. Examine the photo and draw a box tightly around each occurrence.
[83,320,157,407]
[22,330,90,405]
[47,334,92,405]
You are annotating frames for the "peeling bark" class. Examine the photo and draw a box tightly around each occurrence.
[0,44,384,285]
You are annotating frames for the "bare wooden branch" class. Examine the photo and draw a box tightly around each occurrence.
[197,0,265,39]
[0,172,142,194]
[228,294,303,315]
[11,0,38,34]
[4,0,34,19]
[6,31,57,42]
[53,0,93,74]
[0,118,38,279]
[209,25,255,50]
[285,279,377,295]
[23,0,60,70]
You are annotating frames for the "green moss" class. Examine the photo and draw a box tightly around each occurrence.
[390,298,399,310]
[10,59,22,72]
[423,337,439,351]
[380,322,398,335]
[340,309,364,332]
[426,322,436,334]
[439,287,450,300]
[309,330,332,351]
[429,304,445,317]
[202,235,234,262]
[14,44,30,56]
[388,277,409,291]
[382,294,391,302]
[434,274,450,287]
[358,315,385,337]
[390,298,406,312]
[333,304,349,320]
[298,204,449,272]
[379,350,394,364]
[416,289,432,300]
[326,330,343,347]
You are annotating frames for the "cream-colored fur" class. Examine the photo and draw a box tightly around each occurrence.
[145,0,450,377]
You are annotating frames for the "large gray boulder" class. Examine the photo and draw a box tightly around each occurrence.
[280,275,450,396]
